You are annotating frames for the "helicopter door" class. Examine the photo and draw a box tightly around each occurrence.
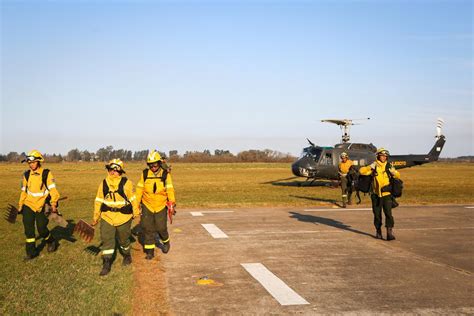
[320,151,333,165]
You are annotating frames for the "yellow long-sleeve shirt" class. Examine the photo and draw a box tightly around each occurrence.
[136,168,176,213]
[94,175,140,226]
[19,167,60,212]
[338,159,353,175]
[359,160,400,197]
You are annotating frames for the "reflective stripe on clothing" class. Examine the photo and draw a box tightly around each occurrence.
[120,245,130,251]
[161,237,170,243]
[47,183,56,190]
[144,244,155,249]
[103,200,127,207]
[21,187,26,192]
[95,197,104,203]
[27,190,49,197]
[165,184,174,189]
[26,238,36,243]
[102,249,114,255]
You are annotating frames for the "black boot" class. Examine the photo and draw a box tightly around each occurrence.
[47,238,58,253]
[122,254,132,266]
[24,252,38,261]
[162,241,170,254]
[99,257,112,276]
[375,228,383,239]
[387,228,396,241]
[145,249,154,260]
[347,194,352,205]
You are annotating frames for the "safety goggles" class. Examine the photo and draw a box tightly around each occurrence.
[25,156,40,162]
[106,163,123,172]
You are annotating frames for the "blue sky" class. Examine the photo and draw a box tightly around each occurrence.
[1,0,472,157]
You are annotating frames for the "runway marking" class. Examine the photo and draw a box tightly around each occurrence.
[235,227,474,236]
[191,211,234,216]
[201,224,228,239]
[304,208,372,212]
[241,263,309,306]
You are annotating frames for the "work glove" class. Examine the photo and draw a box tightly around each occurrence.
[389,165,397,175]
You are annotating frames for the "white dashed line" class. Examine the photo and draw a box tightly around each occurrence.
[241,263,309,306]
[304,208,372,212]
[201,224,228,239]
[190,211,234,216]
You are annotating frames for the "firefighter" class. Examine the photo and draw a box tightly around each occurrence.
[18,150,60,260]
[359,148,401,241]
[338,152,353,208]
[92,159,139,276]
[136,150,176,260]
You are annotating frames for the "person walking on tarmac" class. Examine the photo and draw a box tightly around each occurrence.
[92,159,139,276]
[18,150,60,260]
[136,150,176,260]
[338,152,353,208]
[359,148,401,241]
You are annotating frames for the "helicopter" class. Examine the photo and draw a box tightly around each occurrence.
[291,118,446,181]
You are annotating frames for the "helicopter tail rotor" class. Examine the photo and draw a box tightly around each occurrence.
[436,118,445,138]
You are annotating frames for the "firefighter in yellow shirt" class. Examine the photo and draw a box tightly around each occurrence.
[18,150,60,260]
[359,148,401,240]
[92,159,139,276]
[338,152,353,208]
[136,150,176,260]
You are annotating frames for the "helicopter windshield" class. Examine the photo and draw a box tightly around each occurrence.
[300,147,322,160]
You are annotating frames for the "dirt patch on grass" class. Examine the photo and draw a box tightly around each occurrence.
[132,245,172,315]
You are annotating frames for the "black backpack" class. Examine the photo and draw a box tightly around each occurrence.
[24,169,54,206]
[356,173,373,193]
[100,177,133,214]
[142,168,168,194]
[356,163,403,197]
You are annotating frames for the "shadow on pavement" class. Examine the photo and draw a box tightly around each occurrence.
[291,195,338,205]
[289,211,374,238]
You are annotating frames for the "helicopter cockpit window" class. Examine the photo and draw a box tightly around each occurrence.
[301,147,322,160]
[320,152,333,165]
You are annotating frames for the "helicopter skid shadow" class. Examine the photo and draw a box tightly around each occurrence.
[291,195,338,205]
[267,180,339,188]
[289,211,374,238]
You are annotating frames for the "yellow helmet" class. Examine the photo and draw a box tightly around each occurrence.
[106,158,125,173]
[340,152,349,158]
[25,149,45,163]
[147,150,162,164]
[376,148,390,156]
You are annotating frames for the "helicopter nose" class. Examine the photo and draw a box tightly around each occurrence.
[291,157,316,177]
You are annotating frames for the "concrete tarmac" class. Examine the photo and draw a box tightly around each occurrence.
[161,205,474,314]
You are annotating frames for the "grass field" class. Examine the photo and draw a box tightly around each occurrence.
[0,162,472,314]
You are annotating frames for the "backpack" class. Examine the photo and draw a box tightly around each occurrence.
[356,173,373,193]
[24,169,55,206]
[142,168,168,194]
[100,177,133,214]
[356,163,403,197]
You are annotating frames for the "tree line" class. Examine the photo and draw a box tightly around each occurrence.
[0,146,296,163]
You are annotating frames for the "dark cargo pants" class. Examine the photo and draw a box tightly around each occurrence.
[100,219,132,258]
[22,205,53,256]
[371,194,394,228]
[340,176,351,203]
[141,205,169,250]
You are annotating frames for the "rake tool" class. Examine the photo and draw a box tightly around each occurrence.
[4,204,19,224]
[4,197,69,224]
[73,219,95,243]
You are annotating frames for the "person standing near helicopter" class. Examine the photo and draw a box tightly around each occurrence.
[338,152,353,208]
[359,148,400,241]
